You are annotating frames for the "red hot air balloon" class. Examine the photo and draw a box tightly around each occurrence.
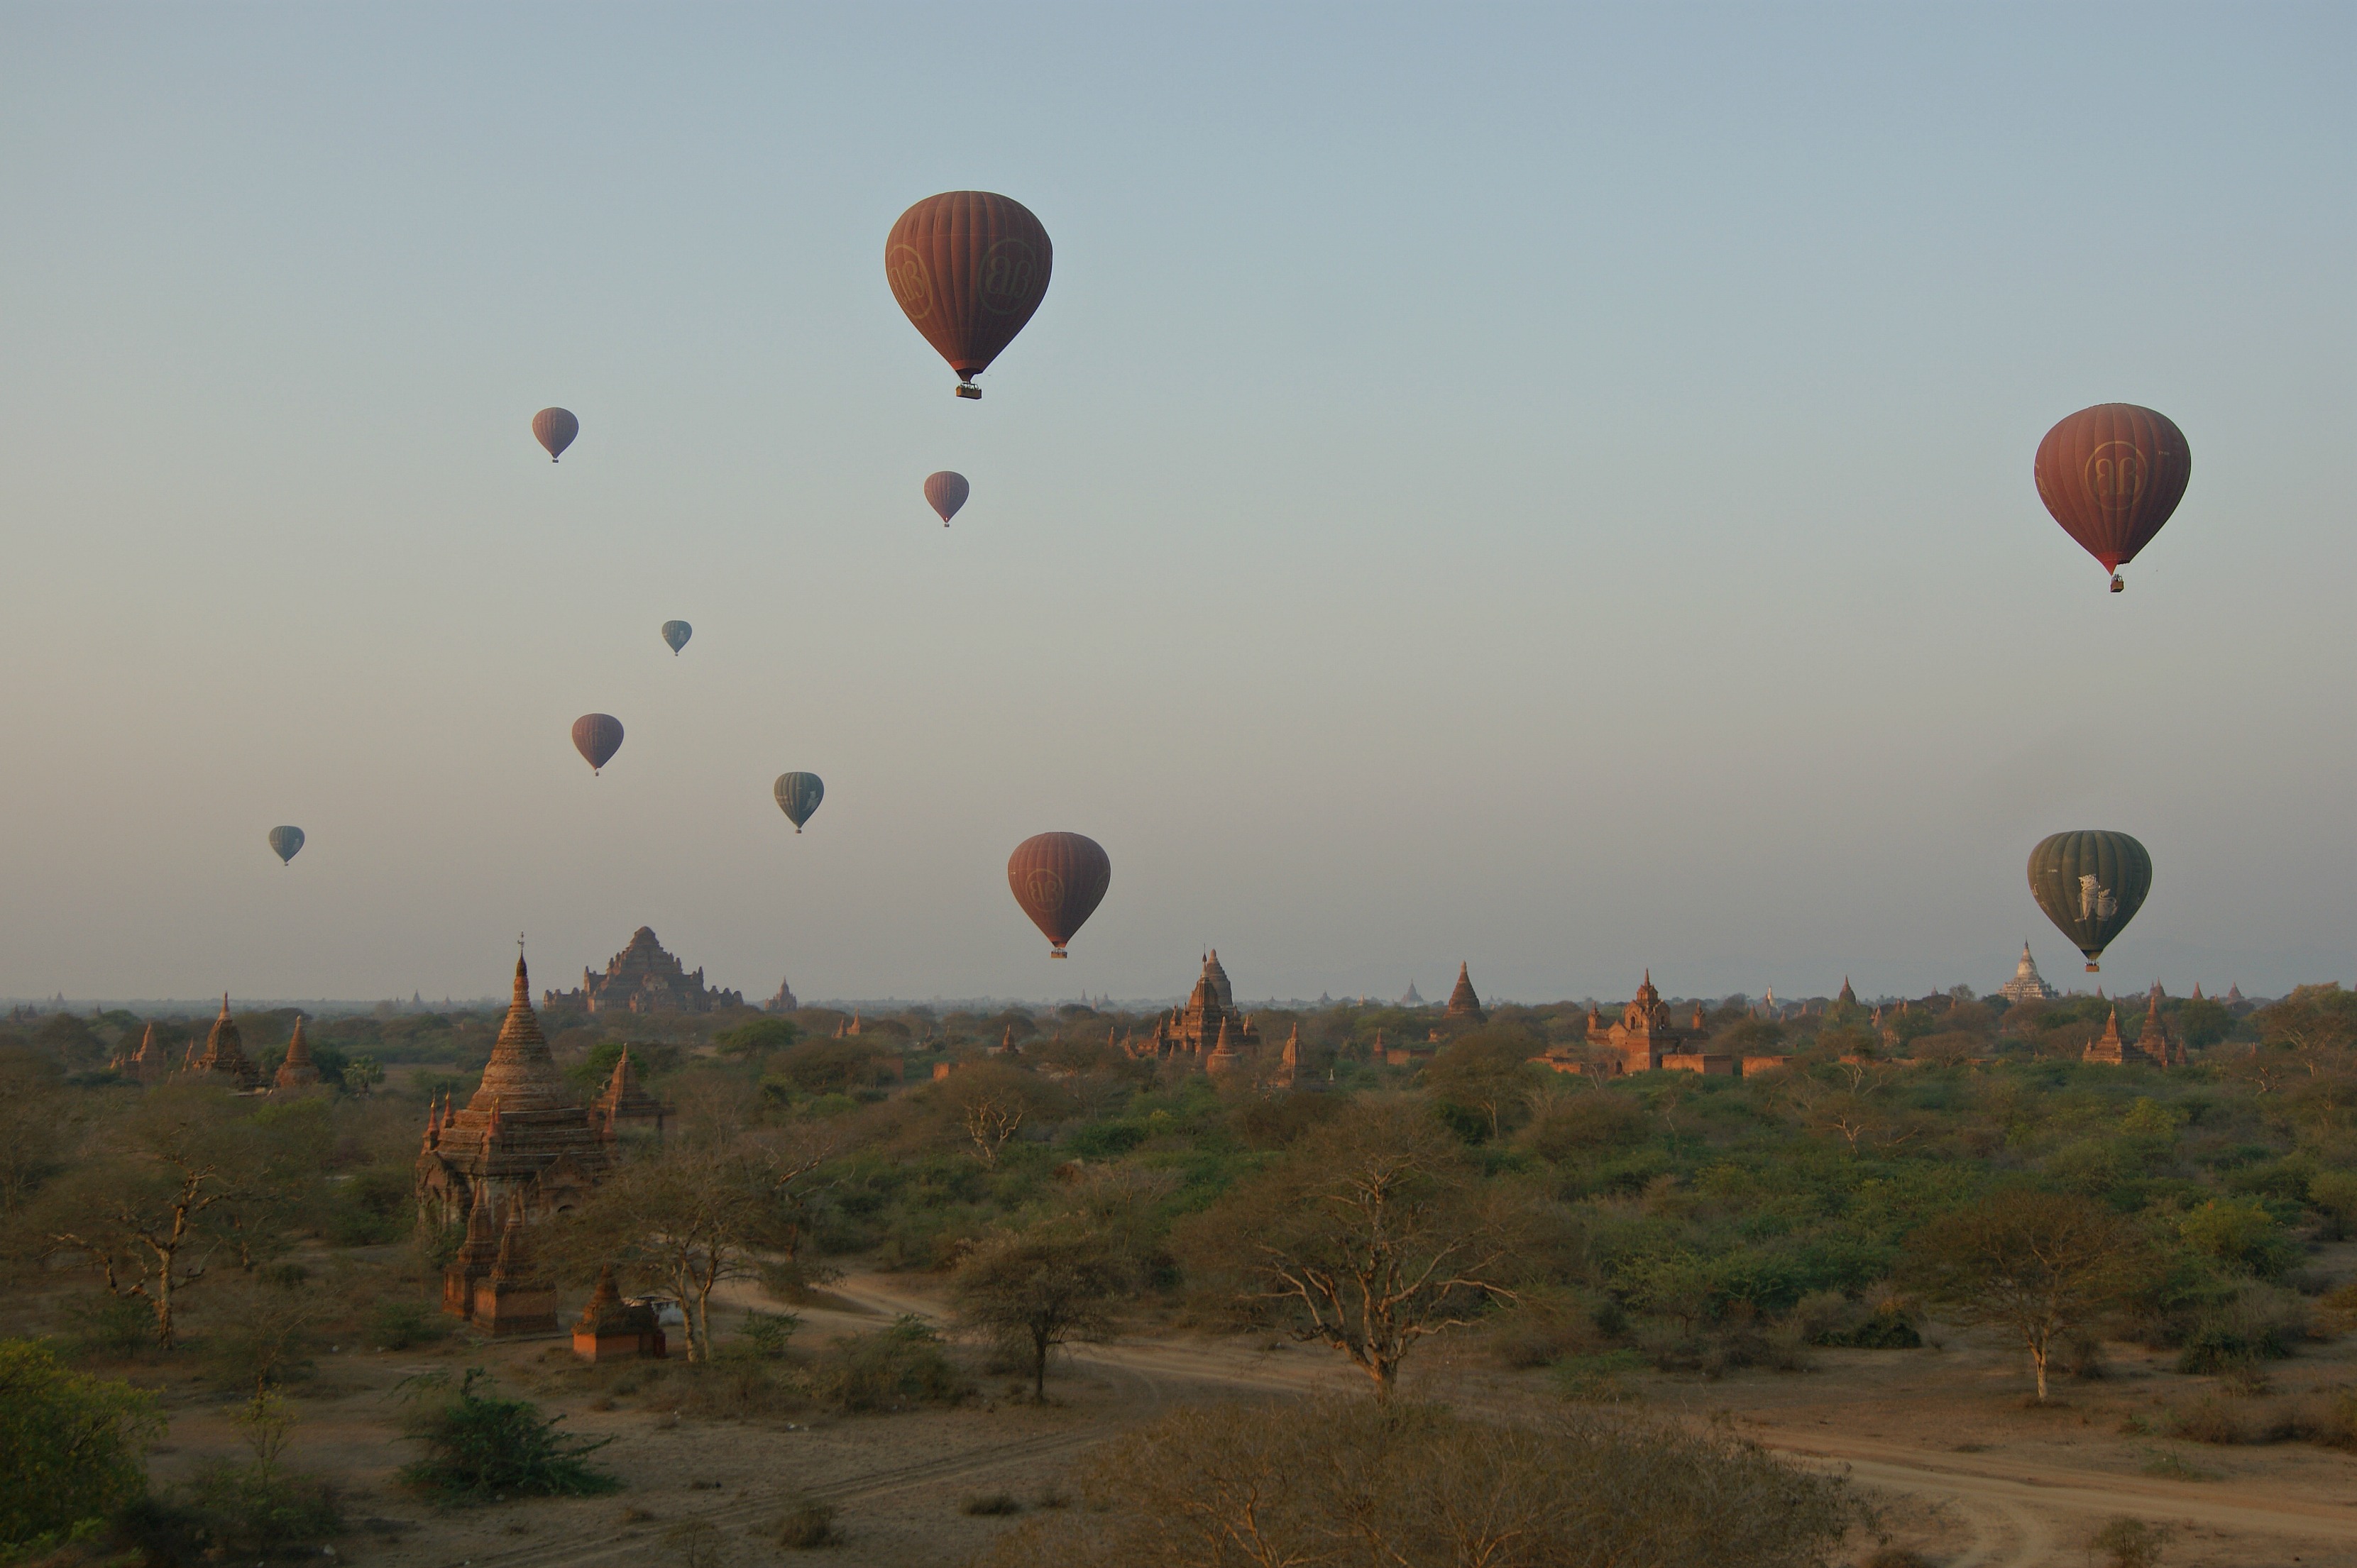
[2034,404,2190,592]
[885,192,1053,399]
[924,471,969,526]
[571,714,623,775]
[533,407,579,463]
[1007,832,1110,957]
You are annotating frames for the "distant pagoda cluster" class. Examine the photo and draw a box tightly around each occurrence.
[2084,986,2187,1068]
[542,926,744,1015]
[106,996,324,1094]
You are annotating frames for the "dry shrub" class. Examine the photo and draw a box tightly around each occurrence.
[2166,1394,2246,1445]
[961,1492,1023,1515]
[2090,1515,2168,1568]
[972,1398,1863,1568]
[808,1315,969,1413]
[2286,1387,2357,1450]
[774,1498,839,1547]
[1479,1288,1609,1369]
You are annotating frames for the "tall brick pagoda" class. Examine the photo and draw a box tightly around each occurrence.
[1587,971,1691,1073]
[185,996,260,1089]
[414,952,612,1229]
[1133,951,1262,1066]
[1443,963,1487,1027]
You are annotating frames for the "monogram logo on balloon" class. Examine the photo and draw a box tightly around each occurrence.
[887,245,935,321]
[979,239,1040,315]
[1024,868,1066,911]
[2082,442,2146,515]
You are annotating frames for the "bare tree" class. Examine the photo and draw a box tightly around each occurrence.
[938,1062,1060,1166]
[37,1088,251,1348]
[1177,1098,1522,1398]
[952,1220,1133,1399]
[1907,1188,2138,1401]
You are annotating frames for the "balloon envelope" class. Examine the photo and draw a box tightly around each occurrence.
[2034,404,2190,576]
[924,471,970,526]
[773,772,824,832]
[572,713,624,774]
[2028,830,2152,971]
[1007,832,1111,956]
[267,826,304,866]
[661,620,692,655]
[885,192,1052,395]
[533,407,579,463]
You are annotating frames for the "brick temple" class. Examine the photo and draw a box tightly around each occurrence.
[543,926,745,1015]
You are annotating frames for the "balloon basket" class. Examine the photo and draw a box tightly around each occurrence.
[2086,962,2099,973]
[955,383,982,399]
[2109,575,2124,593]
[1050,949,1067,959]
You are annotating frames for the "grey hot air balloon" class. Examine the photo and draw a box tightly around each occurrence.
[573,714,625,775]
[533,407,578,462]
[267,826,304,866]
[662,620,692,656]
[774,772,823,833]
[924,471,969,526]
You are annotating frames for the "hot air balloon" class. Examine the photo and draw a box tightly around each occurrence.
[662,620,692,656]
[2034,404,2190,592]
[572,714,624,775]
[774,772,823,833]
[923,471,969,526]
[1007,832,1110,957]
[533,407,579,463]
[2028,831,2152,972]
[267,826,304,866]
[885,192,1053,398]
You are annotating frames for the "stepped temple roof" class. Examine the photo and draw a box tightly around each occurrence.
[544,926,745,1015]
[1998,942,2059,1005]
[1133,951,1263,1069]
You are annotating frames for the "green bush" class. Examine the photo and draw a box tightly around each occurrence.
[810,1316,969,1413]
[370,1298,452,1352]
[0,1339,161,1553]
[175,1462,345,1557]
[397,1368,620,1503]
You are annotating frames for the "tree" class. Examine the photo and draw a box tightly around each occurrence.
[1175,1098,1522,1398]
[952,1220,1133,1400]
[397,1368,617,1502]
[35,1087,260,1348]
[1422,1027,1543,1139]
[344,1055,383,1095]
[1906,1188,2137,1401]
[0,1339,161,1552]
[559,1130,835,1362]
[0,1044,68,1215]
[936,1061,1063,1166]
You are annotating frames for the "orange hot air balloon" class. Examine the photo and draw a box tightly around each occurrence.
[923,471,969,526]
[533,407,579,463]
[1006,832,1110,957]
[2033,404,2190,592]
[885,192,1052,399]
[571,713,623,775]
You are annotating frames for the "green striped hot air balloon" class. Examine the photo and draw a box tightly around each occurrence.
[267,826,304,866]
[774,772,823,834]
[2028,831,2152,973]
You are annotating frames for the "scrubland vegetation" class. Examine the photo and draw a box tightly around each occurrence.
[4,978,2356,1562]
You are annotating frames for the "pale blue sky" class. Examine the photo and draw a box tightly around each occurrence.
[1,4,2349,1005]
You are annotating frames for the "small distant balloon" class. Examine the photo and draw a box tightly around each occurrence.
[1007,832,1111,957]
[267,826,304,866]
[2033,404,2190,592]
[533,407,579,463]
[923,472,970,527]
[572,714,624,775]
[2028,830,2152,972]
[773,772,824,834]
[885,192,1053,398]
[661,620,692,656]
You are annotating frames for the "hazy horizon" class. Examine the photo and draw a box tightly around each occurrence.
[4,5,2349,1004]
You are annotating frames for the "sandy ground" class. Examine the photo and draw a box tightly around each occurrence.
[138,1271,2357,1568]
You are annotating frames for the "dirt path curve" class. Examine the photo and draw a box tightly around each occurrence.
[824,1273,2357,1567]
